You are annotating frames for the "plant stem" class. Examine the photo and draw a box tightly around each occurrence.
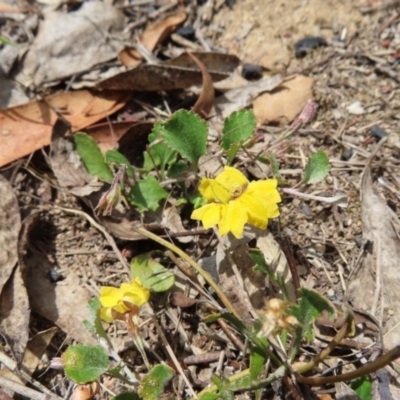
[296,345,400,386]
[133,226,239,317]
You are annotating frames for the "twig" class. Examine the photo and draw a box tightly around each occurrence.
[296,345,400,386]
[224,248,259,319]
[134,226,239,317]
[152,317,198,399]
[371,238,381,317]
[42,205,131,273]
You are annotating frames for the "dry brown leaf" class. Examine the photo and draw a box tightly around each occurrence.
[215,74,283,118]
[16,1,126,86]
[0,266,30,363]
[162,207,192,244]
[348,165,400,372]
[169,292,198,308]
[0,90,130,167]
[253,75,314,125]
[188,52,215,118]
[256,229,297,302]
[0,175,21,294]
[25,247,96,345]
[86,121,143,152]
[97,52,240,91]
[49,118,103,197]
[0,1,29,12]
[23,327,58,377]
[119,12,187,67]
[216,235,267,324]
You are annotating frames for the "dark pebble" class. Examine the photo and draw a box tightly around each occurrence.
[176,26,195,41]
[370,125,387,142]
[226,0,236,8]
[341,148,353,161]
[295,36,328,58]
[48,269,64,283]
[241,63,263,80]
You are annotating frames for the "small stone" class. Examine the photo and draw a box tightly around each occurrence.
[341,148,353,161]
[370,125,387,142]
[347,101,365,115]
[241,63,263,80]
[176,26,195,41]
[294,36,328,58]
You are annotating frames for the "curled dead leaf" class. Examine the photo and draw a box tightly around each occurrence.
[119,12,187,67]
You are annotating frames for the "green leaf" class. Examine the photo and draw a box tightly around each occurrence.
[131,253,175,292]
[250,345,266,400]
[350,376,372,400]
[204,313,272,356]
[128,176,168,212]
[111,393,142,400]
[83,299,113,349]
[143,121,177,173]
[301,151,330,185]
[249,249,276,281]
[105,150,135,178]
[161,110,207,170]
[64,345,109,384]
[199,394,220,400]
[268,152,288,185]
[167,160,189,178]
[74,132,113,183]
[211,376,234,400]
[290,288,336,345]
[138,364,174,400]
[221,110,256,162]
[0,35,17,47]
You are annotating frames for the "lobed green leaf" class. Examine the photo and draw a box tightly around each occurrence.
[74,132,114,183]
[64,345,109,384]
[221,110,256,163]
[138,364,174,400]
[301,151,330,185]
[160,110,207,170]
[105,150,135,178]
[131,253,175,292]
[128,176,168,212]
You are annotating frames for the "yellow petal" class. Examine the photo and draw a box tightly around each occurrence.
[198,177,218,202]
[215,166,248,201]
[100,307,114,323]
[191,203,225,229]
[100,286,122,307]
[238,192,270,230]
[218,200,247,238]
[209,179,231,203]
[246,180,281,218]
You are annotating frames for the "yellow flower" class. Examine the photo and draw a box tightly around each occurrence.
[99,277,150,323]
[191,166,281,238]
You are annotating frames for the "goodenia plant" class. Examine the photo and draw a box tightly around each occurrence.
[56,105,395,400]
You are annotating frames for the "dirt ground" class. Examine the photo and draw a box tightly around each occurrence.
[0,0,400,399]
